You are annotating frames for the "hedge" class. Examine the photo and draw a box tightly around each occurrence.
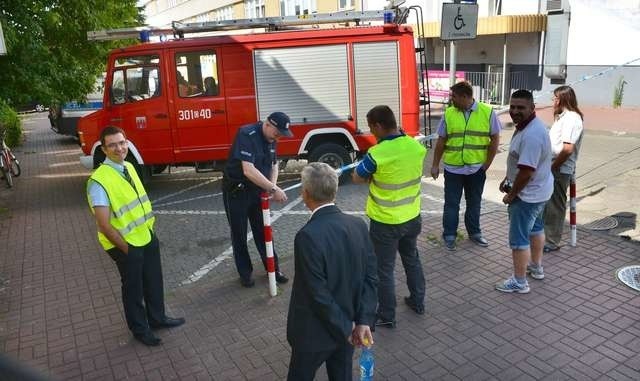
[0,100,22,147]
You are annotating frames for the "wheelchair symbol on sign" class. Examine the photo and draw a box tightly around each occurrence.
[454,6,466,30]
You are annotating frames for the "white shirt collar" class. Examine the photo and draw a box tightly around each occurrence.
[310,202,335,218]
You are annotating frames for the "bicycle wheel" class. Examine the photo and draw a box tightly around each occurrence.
[9,154,20,177]
[0,158,12,188]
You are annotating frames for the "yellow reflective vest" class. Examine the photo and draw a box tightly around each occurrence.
[443,102,492,166]
[87,162,155,250]
[366,135,426,224]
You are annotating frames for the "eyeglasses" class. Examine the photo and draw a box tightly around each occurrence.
[105,140,128,150]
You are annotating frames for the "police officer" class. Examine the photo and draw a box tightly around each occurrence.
[431,81,501,251]
[223,112,292,288]
[87,126,185,347]
[352,105,427,328]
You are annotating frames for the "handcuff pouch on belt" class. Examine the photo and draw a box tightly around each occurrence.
[222,177,246,195]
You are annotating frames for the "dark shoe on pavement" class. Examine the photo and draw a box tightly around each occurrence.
[404,296,425,315]
[543,244,560,253]
[444,239,456,251]
[150,317,185,329]
[240,277,255,288]
[470,234,489,247]
[374,317,396,329]
[275,271,289,284]
[134,331,162,346]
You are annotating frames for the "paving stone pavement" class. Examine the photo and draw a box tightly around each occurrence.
[0,115,639,380]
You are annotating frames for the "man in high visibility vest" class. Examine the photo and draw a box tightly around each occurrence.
[431,81,501,251]
[353,105,426,328]
[87,126,184,346]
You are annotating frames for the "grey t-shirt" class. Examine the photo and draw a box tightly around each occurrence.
[506,117,554,203]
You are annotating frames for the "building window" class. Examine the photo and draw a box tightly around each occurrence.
[338,0,354,11]
[214,5,234,21]
[245,0,265,18]
[281,0,317,16]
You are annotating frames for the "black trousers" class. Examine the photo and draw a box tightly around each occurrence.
[287,344,354,381]
[222,187,280,280]
[107,234,166,335]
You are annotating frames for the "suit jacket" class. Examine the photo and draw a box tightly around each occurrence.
[287,205,377,352]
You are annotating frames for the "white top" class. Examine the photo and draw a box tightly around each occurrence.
[506,117,554,203]
[548,110,583,175]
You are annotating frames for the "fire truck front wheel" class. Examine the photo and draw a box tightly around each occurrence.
[309,143,352,183]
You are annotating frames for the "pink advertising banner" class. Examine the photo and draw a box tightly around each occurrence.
[422,70,466,101]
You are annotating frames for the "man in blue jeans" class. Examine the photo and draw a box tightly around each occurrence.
[353,105,426,327]
[431,81,501,250]
[497,89,553,293]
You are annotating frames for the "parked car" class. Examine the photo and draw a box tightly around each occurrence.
[16,101,46,113]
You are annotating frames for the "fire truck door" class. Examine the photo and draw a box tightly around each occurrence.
[107,54,173,164]
[171,49,227,163]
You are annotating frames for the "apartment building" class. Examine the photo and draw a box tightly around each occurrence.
[138,0,640,106]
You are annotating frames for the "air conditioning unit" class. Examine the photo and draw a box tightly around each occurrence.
[547,0,571,15]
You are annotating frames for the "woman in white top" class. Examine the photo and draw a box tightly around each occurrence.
[543,86,584,252]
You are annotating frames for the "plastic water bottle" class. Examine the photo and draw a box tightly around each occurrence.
[359,338,374,381]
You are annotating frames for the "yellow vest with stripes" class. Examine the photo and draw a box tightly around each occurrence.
[443,102,492,166]
[366,135,426,224]
[87,162,155,250]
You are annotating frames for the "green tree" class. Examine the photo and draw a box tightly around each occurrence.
[0,0,144,107]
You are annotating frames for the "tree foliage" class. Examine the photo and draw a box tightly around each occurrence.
[0,0,144,107]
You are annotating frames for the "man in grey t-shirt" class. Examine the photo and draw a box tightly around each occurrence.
[496,90,553,294]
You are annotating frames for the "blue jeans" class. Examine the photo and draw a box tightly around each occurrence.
[443,168,486,241]
[508,198,546,250]
[370,215,425,321]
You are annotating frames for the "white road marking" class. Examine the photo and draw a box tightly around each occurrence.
[154,192,223,208]
[153,178,219,204]
[180,195,304,285]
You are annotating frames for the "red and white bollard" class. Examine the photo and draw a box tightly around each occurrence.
[569,175,577,247]
[261,192,278,296]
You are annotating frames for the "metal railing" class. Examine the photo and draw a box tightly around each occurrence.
[464,71,528,105]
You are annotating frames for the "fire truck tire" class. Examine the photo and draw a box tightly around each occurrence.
[93,149,106,169]
[152,165,167,174]
[308,143,352,184]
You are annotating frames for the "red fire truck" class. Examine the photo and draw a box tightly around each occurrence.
[78,9,429,181]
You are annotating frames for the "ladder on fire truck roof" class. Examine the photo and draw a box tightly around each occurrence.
[87,8,409,41]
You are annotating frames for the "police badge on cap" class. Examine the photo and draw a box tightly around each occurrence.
[267,112,293,137]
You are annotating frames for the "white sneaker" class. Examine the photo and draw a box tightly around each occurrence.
[526,264,545,280]
[495,276,530,294]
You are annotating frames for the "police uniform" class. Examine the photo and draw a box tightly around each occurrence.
[223,122,283,285]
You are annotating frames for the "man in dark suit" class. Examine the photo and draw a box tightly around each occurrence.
[287,163,378,381]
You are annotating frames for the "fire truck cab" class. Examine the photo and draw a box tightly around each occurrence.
[78,11,424,180]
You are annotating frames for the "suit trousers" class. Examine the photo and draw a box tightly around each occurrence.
[543,169,571,247]
[287,344,354,381]
[223,187,280,280]
[442,168,486,240]
[107,234,166,335]
[370,215,425,321]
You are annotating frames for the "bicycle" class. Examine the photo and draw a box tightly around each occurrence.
[0,131,21,188]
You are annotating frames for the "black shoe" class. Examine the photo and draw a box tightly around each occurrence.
[444,239,456,251]
[275,271,289,284]
[150,317,185,329]
[470,234,489,247]
[133,331,162,346]
[374,317,396,329]
[404,297,425,315]
[240,277,255,288]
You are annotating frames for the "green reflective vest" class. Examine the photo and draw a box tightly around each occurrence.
[366,135,426,224]
[87,162,155,250]
[443,102,492,166]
